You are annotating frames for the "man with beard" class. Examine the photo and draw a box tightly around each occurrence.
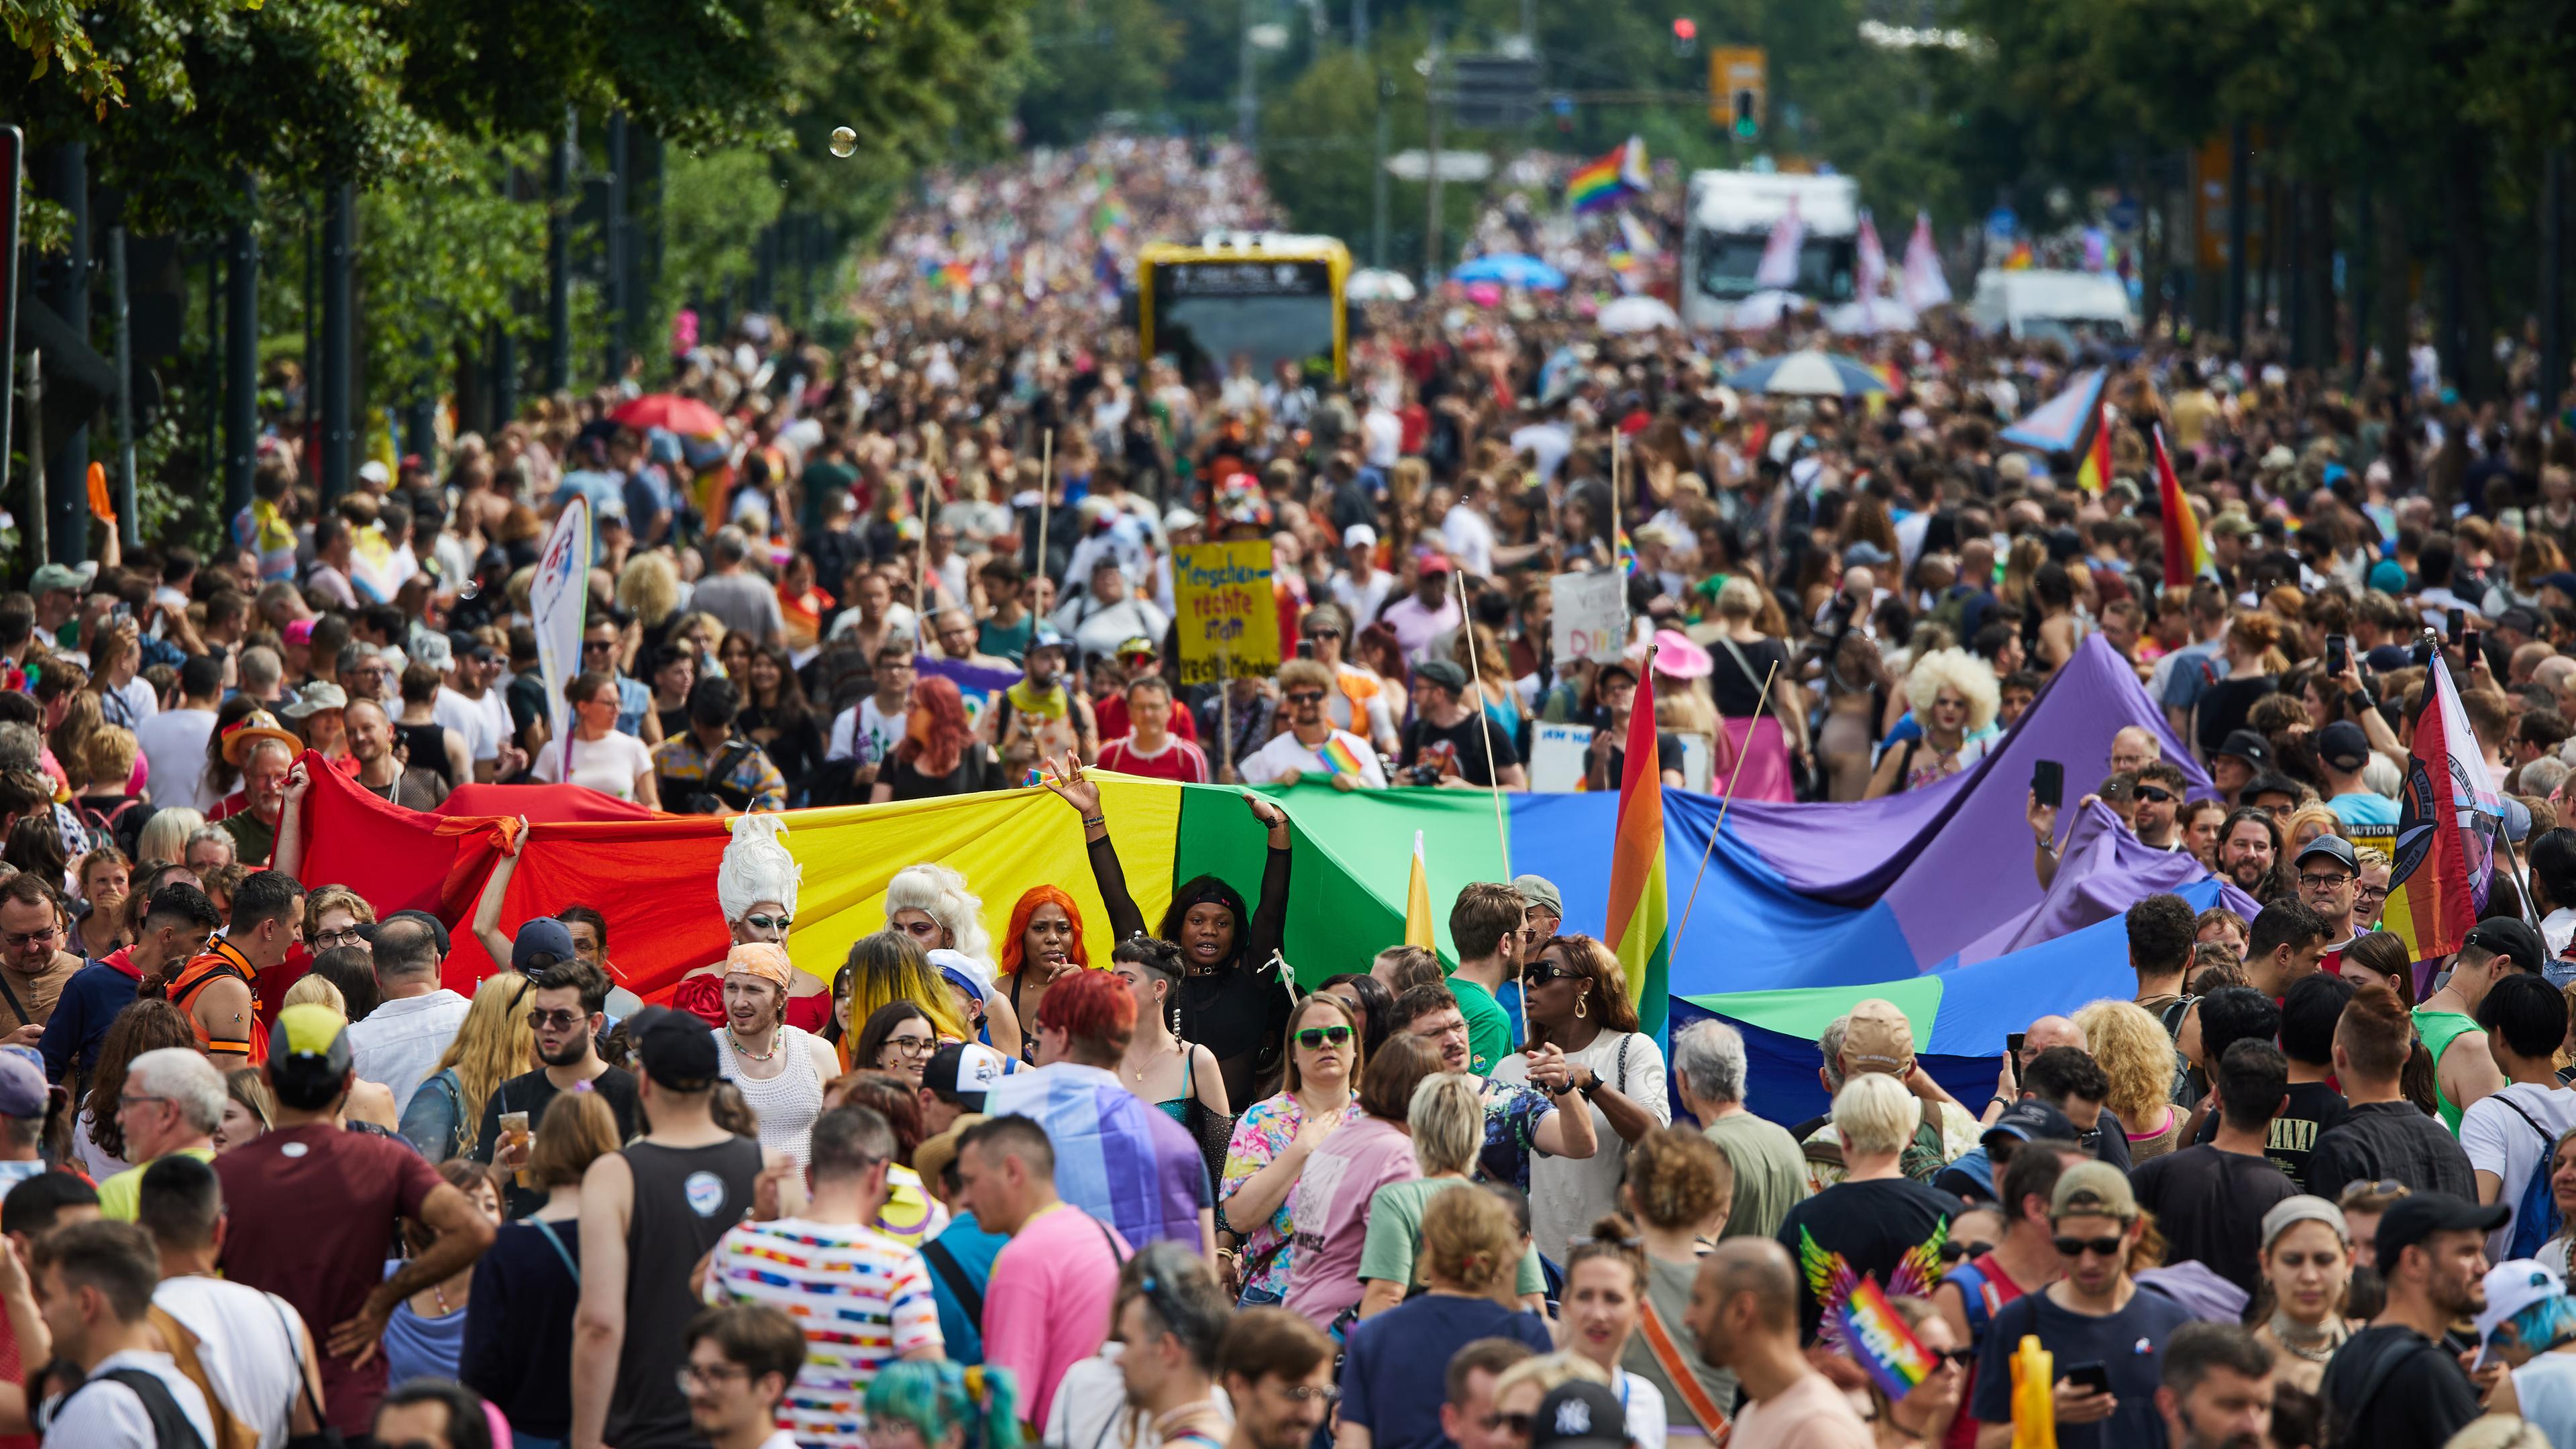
[1684,1237,1871,1448]
[343,696,447,809]
[707,941,841,1167]
[1218,1309,1338,1449]
[2216,806,2285,898]
[1239,658,1387,789]
[2318,1193,2504,1449]
[2130,759,2188,851]
[1110,1242,1231,1449]
[989,624,1097,775]
[478,947,641,1218]
[2154,1324,2276,1449]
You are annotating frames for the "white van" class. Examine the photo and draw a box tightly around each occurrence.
[1968,269,2135,347]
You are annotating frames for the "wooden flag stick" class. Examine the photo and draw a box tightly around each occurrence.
[1033,429,1055,609]
[1672,657,1778,950]
[1453,565,1523,1046]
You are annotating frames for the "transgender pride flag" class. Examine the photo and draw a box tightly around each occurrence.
[985,1062,1210,1251]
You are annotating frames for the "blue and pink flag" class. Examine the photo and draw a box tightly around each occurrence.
[984,1063,1210,1252]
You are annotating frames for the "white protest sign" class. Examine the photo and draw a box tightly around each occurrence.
[1529,721,1594,793]
[1550,571,1626,665]
[529,496,592,757]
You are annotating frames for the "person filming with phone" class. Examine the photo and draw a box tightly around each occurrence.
[1967,1162,2192,1448]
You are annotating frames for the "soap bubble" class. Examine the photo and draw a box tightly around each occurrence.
[829,127,858,158]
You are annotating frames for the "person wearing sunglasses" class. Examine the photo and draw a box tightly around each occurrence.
[2125,759,2189,854]
[1493,934,1669,1257]
[1965,1162,2194,1448]
[476,955,641,1219]
[1860,1292,1972,1449]
[1220,994,1363,1307]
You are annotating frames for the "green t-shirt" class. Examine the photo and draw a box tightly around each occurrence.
[98,1146,218,1222]
[1450,977,1514,1077]
[1356,1177,1546,1297]
[979,612,1036,665]
[1700,1110,1813,1242]
[2412,1006,2481,1134]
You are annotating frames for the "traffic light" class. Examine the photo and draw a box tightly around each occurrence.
[1732,88,1759,138]
[1670,17,1698,57]
[1707,47,1766,138]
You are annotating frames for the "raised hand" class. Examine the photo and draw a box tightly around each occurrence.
[1040,751,1102,818]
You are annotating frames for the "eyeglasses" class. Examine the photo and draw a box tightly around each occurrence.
[1,927,58,949]
[117,1093,170,1114]
[2133,786,2176,804]
[1283,690,1327,705]
[2052,1234,2128,1259]
[1498,1412,1536,1437]
[582,639,616,652]
[741,913,792,933]
[2356,885,2390,902]
[1294,1025,1353,1050]
[2299,872,2355,890]
[1927,1348,1975,1368]
[881,1035,938,1058]
[675,1363,751,1393]
[310,926,366,950]
[1276,1385,1340,1405]
[527,1008,588,1031]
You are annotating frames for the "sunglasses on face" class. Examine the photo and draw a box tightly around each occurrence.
[1936,1240,1996,1265]
[2133,786,2176,804]
[1927,1348,1975,1368]
[1284,690,1327,705]
[1523,963,1579,984]
[528,1008,587,1031]
[742,913,792,932]
[2053,1234,2127,1259]
[1295,1025,1353,1050]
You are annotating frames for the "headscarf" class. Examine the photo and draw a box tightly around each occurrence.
[724,943,796,992]
[999,885,1089,982]
[1159,874,1251,971]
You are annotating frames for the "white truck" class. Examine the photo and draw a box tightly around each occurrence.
[1680,170,1860,330]
[1968,268,2137,347]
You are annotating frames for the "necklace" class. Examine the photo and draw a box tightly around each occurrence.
[727,1028,780,1063]
[2267,1310,2343,1363]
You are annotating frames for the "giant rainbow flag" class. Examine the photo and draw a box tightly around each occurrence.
[290,637,2241,1126]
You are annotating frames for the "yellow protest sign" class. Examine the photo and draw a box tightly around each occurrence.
[1173,541,1280,684]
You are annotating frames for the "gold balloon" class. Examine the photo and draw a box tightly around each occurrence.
[829,127,858,159]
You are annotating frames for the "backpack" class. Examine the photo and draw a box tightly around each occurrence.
[79,796,142,851]
[1803,1098,1950,1183]
[146,1305,262,1449]
[2495,1093,2567,1259]
[56,1365,211,1449]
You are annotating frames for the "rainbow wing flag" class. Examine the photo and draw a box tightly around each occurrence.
[1320,735,1371,779]
[2382,659,2503,963]
[1405,830,1436,949]
[2152,424,2207,589]
[1603,655,1672,1033]
[1839,1277,1939,1400]
[2074,402,2113,496]
[1568,137,1648,213]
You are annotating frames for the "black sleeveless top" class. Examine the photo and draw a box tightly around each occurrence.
[392,721,453,789]
[604,1136,765,1449]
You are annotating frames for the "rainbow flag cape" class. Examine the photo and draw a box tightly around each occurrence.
[2381,660,2502,963]
[1405,830,1436,949]
[1603,657,1672,1033]
[1839,1276,1940,1399]
[985,1065,1207,1251]
[2152,424,2207,588]
[2074,402,2113,496]
[1320,735,1371,779]
[1568,137,1648,214]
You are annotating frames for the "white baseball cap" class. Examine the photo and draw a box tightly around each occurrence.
[2477,1258,2569,1365]
[928,947,994,1005]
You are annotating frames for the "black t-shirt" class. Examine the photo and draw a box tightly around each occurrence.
[1774,1176,1958,1344]
[1708,636,1792,716]
[885,746,1002,802]
[2305,1099,2477,1205]
[2194,674,2277,755]
[474,1065,644,1219]
[1968,1285,2195,1449]
[2191,1079,2349,1191]
[2318,1324,2483,1449]
[2126,1144,2300,1296]
[1401,712,1521,787]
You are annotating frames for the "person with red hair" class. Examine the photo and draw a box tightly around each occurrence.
[996,884,1088,1063]
[869,675,1002,802]
[985,967,1217,1256]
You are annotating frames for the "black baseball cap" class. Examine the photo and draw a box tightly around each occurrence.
[2316,720,2371,773]
[2295,835,2359,874]
[2463,918,2546,975]
[1527,1381,1627,1449]
[2216,730,2273,769]
[1983,1099,2077,1146]
[2376,1191,2510,1265]
[629,1006,720,1090]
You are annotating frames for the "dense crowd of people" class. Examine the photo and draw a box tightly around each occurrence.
[1,127,2575,1449]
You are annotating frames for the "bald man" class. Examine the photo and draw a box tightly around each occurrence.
[1981,1016,2087,1128]
[2110,725,2161,777]
[1686,1240,1871,1448]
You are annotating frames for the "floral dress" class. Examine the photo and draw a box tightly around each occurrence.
[1220,1093,1362,1305]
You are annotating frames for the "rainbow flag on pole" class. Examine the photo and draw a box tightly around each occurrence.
[1568,137,1649,213]
[2381,660,2503,963]
[2153,424,2207,590]
[2074,402,2113,495]
[1603,657,1672,1033]
[1320,735,1372,780]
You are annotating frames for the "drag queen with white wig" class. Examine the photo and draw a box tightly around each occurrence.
[884,862,1022,1057]
[669,814,834,1032]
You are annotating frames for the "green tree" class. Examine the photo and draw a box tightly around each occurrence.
[1018,0,1184,143]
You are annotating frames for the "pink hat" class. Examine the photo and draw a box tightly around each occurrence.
[1643,629,1713,680]
[284,619,315,647]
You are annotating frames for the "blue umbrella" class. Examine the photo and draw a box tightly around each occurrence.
[1721,350,1890,398]
[1449,254,1567,290]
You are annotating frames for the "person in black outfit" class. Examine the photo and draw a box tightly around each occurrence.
[1042,751,1291,1110]
[1773,1072,1959,1346]
[871,674,1002,802]
[1401,659,1526,789]
[2190,972,2352,1189]
[2308,983,2477,1203]
[2318,1192,2505,1449]
[738,644,827,806]
[2129,1039,2300,1297]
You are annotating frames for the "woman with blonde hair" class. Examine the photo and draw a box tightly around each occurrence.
[133,806,201,869]
[1865,649,2000,798]
[838,930,969,1053]
[2250,1196,2353,1393]
[401,971,535,1160]
[885,861,994,969]
[2284,805,2343,859]
[1861,1295,1970,1448]
[1707,575,1803,802]
[670,814,832,1030]
[1355,1069,1550,1318]
[2073,998,2187,1161]
[615,551,681,637]
[1559,1220,1670,1449]
[1222,993,1364,1307]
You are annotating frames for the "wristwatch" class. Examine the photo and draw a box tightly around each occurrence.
[1577,1069,1603,1101]
[1546,1077,1576,1097]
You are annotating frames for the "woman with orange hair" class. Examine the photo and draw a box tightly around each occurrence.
[996,883,1088,1062]
[869,674,1002,802]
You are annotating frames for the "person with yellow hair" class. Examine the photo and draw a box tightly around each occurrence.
[1866,648,2001,799]
[836,931,971,1071]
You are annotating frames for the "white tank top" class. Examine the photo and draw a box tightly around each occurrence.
[710,1023,824,1165]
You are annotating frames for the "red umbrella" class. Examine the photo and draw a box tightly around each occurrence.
[610,393,725,437]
